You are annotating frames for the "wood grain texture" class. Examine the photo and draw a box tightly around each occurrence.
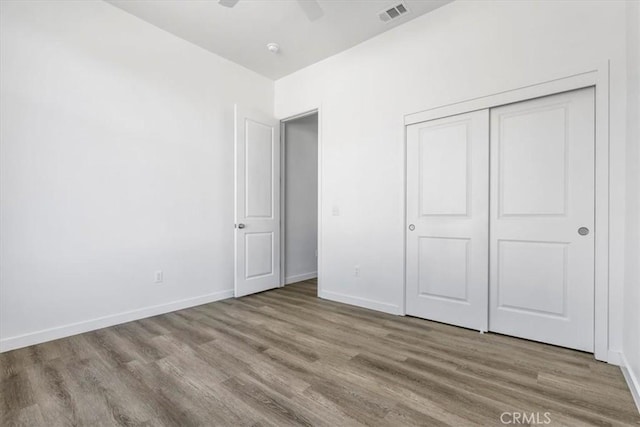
[1,279,638,426]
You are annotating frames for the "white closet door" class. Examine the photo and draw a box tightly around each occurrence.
[234,105,280,297]
[406,110,489,331]
[489,87,595,352]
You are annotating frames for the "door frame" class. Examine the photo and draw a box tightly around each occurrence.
[403,62,610,362]
[279,108,322,295]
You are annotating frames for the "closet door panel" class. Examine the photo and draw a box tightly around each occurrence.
[489,87,595,352]
[406,110,489,331]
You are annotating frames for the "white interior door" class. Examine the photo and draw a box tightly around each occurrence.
[489,87,595,352]
[234,105,280,297]
[406,110,489,331]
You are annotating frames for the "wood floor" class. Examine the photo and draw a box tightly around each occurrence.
[1,280,639,426]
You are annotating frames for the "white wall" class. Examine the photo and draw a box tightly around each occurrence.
[624,0,640,408]
[284,114,319,284]
[0,0,273,351]
[274,0,629,355]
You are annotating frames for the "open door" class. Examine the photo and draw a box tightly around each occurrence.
[234,105,281,297]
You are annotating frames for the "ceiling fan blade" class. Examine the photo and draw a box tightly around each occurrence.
[218,0,239,7]
[297,0,324,22]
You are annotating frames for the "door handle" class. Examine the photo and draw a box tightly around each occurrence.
[578,227,589,236]
[408,224,415,231]
[236,223,246,229]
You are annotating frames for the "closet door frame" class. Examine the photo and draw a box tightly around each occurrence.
[403,62,610,362]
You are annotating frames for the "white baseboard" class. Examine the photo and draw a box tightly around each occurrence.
[319,289,401,315]
[0,289,234,353]
[607,350,622,366]
[621,353,640,414]
[285,271,317,285]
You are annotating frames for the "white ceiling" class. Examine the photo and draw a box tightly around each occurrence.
[107,0,452,80]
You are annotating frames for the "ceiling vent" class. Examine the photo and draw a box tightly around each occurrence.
[378,2,410,23]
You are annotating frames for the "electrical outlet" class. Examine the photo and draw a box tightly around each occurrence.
[154,270,163,283]
[354,265,360,277]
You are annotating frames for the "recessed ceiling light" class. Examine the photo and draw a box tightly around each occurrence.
[266,43,280,54]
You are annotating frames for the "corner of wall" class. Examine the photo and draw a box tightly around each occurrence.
[622,0,640,415]
[621,353,640,414]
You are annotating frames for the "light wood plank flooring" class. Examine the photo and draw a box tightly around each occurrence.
[1,280,639,426]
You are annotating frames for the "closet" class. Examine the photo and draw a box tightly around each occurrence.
[405,87,595,352]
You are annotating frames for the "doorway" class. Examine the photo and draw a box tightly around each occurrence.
[281,112,319,286]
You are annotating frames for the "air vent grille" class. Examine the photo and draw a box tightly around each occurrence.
[378,2,410,23]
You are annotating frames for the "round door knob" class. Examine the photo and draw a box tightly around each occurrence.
[237,223,246,229]
[578,227,589,236]
[408,224,415,231]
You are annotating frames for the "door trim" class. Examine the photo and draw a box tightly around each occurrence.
[279,107,322,295]
[403,62,610,362]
